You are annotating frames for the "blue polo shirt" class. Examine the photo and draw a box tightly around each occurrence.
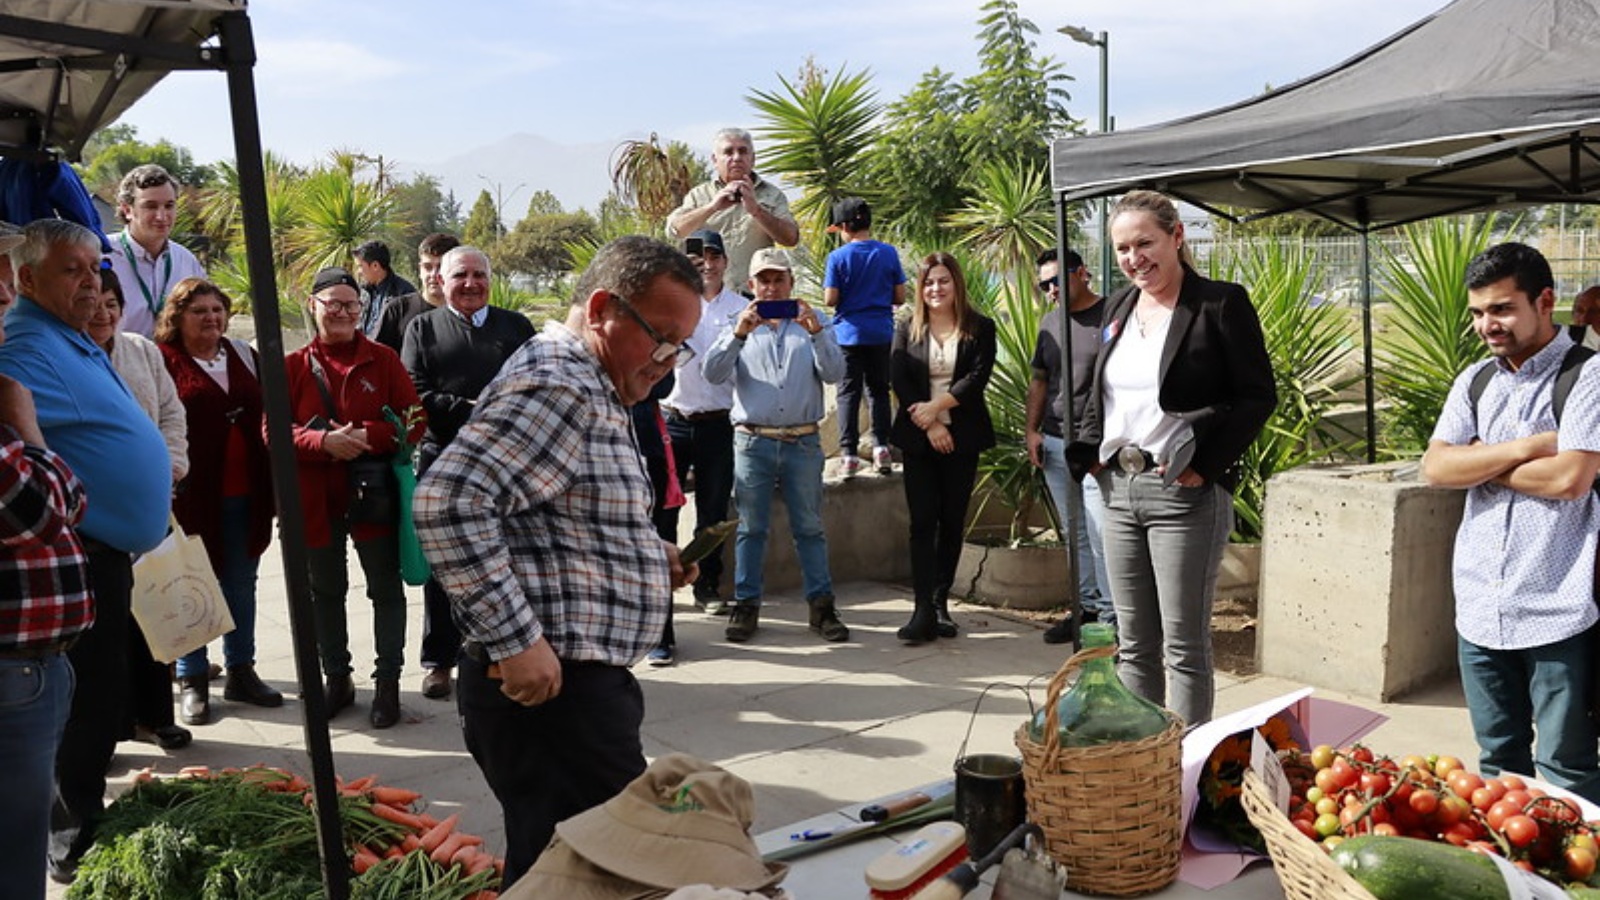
[0,297,170,553]
[824,239,904,346]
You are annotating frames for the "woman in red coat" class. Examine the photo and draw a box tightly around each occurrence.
[285,267,425,729]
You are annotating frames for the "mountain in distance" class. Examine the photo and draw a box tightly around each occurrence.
[421,132,630,219]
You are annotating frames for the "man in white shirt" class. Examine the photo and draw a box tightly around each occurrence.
[105,164,206,338]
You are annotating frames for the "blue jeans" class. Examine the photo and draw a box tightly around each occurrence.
[732,431,833,602]
[176,495,261,677]
[0,653,71,900]
[1042,434,1112,622]
[837,344,893,454]
[1096,469,1232,727]
[1458,630,1600,802]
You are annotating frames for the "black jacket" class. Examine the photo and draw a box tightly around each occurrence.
[1071,266,1276,491]
[889,312,997,456]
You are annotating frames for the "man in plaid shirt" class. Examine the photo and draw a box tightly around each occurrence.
[0,220,93,899]
[414,236,703,883]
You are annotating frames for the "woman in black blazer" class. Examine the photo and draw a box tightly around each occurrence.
[1073,190,1276,726]
[890,252,997,644]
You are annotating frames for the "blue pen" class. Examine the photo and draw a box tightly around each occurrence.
[790,828,834,841]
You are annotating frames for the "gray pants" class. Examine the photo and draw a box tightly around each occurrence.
[1095,469,1233,727]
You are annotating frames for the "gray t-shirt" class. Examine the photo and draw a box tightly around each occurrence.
[1030,297,1105,437]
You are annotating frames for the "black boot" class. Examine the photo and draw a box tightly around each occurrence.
[324,673,356,717]
[933,589,958,639]
[897,598,938,644]
[370,677,400,729]
[178,675,210,725]
[223,664,284,708]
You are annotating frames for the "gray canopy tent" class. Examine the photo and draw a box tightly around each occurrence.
[1049,0,1600,461]
[0,3,352,895]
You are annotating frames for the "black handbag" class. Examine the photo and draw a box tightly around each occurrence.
[308,351,397,526]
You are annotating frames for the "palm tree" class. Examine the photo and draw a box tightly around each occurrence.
[747,63,882,233]
[609,133,694,228]
[944,160,1056,301]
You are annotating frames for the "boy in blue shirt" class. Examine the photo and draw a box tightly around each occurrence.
[824,198,905,476]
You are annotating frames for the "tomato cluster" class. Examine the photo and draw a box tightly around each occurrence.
[1284,744,1600,885]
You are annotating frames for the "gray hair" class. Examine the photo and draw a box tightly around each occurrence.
[713,128,754,151]
[116,164,180,210]
[441,245,491,279]
[571,236,702,309]
[14,219,101,269]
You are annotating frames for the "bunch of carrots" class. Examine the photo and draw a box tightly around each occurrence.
[111,764,504,900]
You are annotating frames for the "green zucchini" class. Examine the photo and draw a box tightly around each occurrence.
[1328,835,1509,900]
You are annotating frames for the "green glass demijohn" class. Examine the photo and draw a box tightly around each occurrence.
[1031,623,1170,746]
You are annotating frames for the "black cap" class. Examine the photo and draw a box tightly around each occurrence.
[689,229,726,255]
[311,266,360,294]
[828,197,870,232]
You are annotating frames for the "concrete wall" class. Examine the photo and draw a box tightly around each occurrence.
[1259,463,1464,701]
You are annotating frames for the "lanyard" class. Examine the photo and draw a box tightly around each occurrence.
[120,232,173,316]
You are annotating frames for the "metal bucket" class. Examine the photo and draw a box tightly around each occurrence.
[954,684,1031,860]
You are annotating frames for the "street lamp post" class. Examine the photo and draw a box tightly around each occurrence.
[1058,25,1112,297]
[477,175,527,238]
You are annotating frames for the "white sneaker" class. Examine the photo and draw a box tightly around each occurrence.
[840,455,862,479]
[873,446,893,474]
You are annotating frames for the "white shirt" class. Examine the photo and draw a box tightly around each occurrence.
[107,231,207,338]
[664,287,746,415]
[1099,309,1186,463]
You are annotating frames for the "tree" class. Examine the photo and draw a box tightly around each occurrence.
[521,190,564,220]
[498,211,598,286]
[944,160,1058,299]
[462,190,502,248]
[388,173,459,272]
[77,133,215,199]
[748,61,881,233]
[610,132,695,228]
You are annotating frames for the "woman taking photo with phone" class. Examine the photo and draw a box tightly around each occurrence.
[1074,190,1275,726]
[890,252,995,644]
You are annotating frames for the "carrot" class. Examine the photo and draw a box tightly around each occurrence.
[368,786,422,807]
[400,833,422,852]
[369,802,428,831]
[383,843,404,859]
[430,832,470,865]
[461,852,496,876]
[416,813,439,829]
[417,812,460,852]
[179,765,212,778]
[344,775,376,792]
[352,847,382,874]
[450,843,483,867]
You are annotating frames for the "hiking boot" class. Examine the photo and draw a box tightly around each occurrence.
[420,666,453,700]
[725,603,760,643]
[223,664,283,708]
[808,596,850,642]
[178,675,210,725]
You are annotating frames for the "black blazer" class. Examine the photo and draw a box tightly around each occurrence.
[1072,266,1276,490]
[889,313,997,455]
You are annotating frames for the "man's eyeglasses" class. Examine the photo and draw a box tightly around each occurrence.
[315,297,364,315]
[610,292,695,366]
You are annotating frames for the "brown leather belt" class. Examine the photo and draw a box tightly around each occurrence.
[739,423,819,440]
[0,638,77,660]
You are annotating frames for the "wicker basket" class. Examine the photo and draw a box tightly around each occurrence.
[1238,769,1376,900]
[1013,644,1184,897]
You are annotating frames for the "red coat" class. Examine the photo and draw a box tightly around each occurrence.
[284,334,425,548]
[160,341,276,571]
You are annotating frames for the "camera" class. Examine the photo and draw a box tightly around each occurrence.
[730,188,743,204]
[685,236,704,257]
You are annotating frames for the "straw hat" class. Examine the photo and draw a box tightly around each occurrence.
[501,754,788,900]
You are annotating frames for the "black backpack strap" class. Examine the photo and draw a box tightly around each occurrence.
[1553,344,1595,423]
[1466,361,1496,434]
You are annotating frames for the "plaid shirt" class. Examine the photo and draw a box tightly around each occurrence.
[413,323,668,665]
[0,425,92,650]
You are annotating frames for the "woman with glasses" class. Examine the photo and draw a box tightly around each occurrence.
[285,267,425,729]
[155,277,280,725]
[1073,190,1276,727]
[889,253,996,643]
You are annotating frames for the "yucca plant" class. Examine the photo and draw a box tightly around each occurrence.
[1374,216,1499,455]
[945,159,1057,302]
[748,64,882,235]
[1218,242,1359,541]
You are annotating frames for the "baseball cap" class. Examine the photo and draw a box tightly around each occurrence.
[311,266,360,294]
[827,197,871,233]
[748,248,793,277]
[688,229,726,256]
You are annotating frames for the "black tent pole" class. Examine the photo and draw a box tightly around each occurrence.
[1358,201,1377,463]
[214,12,350,899]
[1054,193,1083,642]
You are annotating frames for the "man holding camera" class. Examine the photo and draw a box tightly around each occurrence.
[701,248,848,644]
[666,128,799,290]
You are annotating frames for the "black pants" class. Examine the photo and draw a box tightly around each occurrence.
[663,411,734,594]
[902,448,980,602]
[124,618,175,733]
[838,343,893,453]
[417,445,461,670]
[51,546,133,866]
[457,654,645,885]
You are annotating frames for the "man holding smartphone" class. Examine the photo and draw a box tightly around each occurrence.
[666,128,799,290]
[701,248,849,644]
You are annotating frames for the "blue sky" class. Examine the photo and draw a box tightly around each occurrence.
[119,0,1448,208]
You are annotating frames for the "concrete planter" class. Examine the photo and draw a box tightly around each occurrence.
[1217,542,1261,599]
[953,534,1070,611]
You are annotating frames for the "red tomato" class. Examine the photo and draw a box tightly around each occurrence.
[1502,814,1540,849]
[1360,771,1392,796]
[1409,789,1440,816]
[1372,822,1400,837]
[1486,800,1522,831]
[1566,845,1598,882]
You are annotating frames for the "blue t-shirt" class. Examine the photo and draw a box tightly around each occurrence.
[0,298,171,553]
[824,239,904,346]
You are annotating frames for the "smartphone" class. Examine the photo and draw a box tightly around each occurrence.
[305,414,332,431]
[684,236,704,256]
[755,299,799,320]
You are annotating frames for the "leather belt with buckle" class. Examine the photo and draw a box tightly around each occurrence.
[739,423,819,440]
[1113,446,1158,474]
[0,637,78,660]
[666,407,731,423]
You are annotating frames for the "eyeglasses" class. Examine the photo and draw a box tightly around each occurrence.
[315,297,364,315]
[609,292,695,366]
[1037,267,1087,293]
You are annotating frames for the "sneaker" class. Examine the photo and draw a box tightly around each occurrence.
[693,584,728,616]
[725,603,760,642]
[808,597,850,643]
[840,454,862,479]
[647,644,676,667]
[873,446,893,474]
[1042,616,1078,646]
